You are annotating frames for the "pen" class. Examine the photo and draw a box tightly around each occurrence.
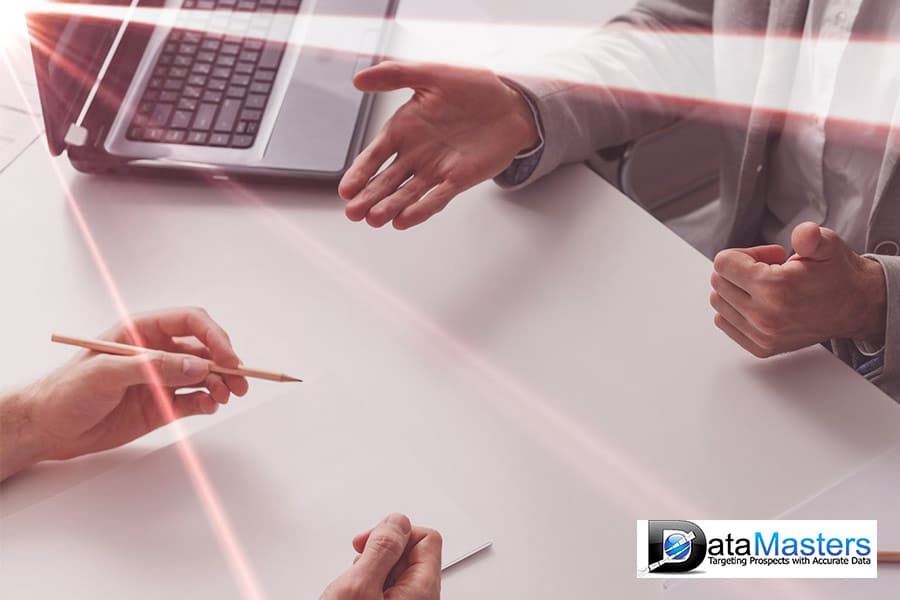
[51,334,302,383]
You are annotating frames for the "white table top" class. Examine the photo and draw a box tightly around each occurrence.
[3,1,900,598]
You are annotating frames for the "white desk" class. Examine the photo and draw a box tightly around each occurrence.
[3,1,900,598]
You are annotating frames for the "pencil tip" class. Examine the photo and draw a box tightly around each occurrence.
[283,376,303,383]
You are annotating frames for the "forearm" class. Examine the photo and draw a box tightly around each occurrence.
[0,386,48,482]
[497,0,715,186]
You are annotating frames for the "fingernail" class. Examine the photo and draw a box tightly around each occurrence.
[182,357,208,378]
[385,513,411,534]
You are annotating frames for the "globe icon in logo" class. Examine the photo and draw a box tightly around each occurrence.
[663,532,691,561]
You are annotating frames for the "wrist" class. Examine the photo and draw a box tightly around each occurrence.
[503,83,540,155]
[850,256,887,346]
[0,385,52,481]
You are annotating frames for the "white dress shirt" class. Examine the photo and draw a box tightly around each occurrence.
[762,0,900,253]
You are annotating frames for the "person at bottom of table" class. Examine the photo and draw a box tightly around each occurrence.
[0,307,442,600]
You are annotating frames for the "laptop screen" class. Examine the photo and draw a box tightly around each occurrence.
[26,0,157,155]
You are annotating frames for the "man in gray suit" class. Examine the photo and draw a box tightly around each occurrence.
[337,0,900,400]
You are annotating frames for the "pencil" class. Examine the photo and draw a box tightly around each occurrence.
[879,551,900,564]
[51,334,302,383]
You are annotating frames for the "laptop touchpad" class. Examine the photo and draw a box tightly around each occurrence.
[262,47,363,174]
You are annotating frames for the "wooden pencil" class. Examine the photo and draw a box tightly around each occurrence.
[51,334,302,383]
[878,551,900,564]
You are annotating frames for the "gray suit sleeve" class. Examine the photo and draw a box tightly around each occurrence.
[831,255,900,402]
[494,0,715,189]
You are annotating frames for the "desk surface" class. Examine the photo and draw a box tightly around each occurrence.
[3,1,900,599]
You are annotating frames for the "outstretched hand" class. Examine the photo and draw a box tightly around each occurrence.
[339,61,539,230]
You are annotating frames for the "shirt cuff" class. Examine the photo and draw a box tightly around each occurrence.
[512,89,545,160]
[854,254,889,357]
[495,78,546,188]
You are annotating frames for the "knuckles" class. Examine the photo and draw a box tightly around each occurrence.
[366,532,406,559]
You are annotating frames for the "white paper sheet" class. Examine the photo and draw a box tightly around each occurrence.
[663,445,900,599]
[0,385,491,599]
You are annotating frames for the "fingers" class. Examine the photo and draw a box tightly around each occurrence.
[87,351,210,391]
[393,182,459,230]
[205,373,231,405]
[353,513,412,588]
[710,291,768,350]
[714,314,771,358]
[133,307,242,369]
[352,61,435,93]
[713,249,770,292]
[340,131,398,202]
[171,390,220,417]
[165,338,212,360]
[119,308,250,397]
[709,271,751,311]
[344,158,411,221]
[395,527,442,587]
[366,177,438,228]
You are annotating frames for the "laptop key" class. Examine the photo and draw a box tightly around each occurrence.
[214,98,241,132]
[240,109,262,121]
[235,62,255,75]
[202,90,224,103]
[178,98,199,111]
[160,91,179,103]
[226,86,247,99]
[186,131,209,145]
[150,104,174,127]
[193,103,219,130]
[244,94,267,110]
[163,130,187,143]
[209,133,231,146]
[171,111,194,129]
[231,134,254,148]
[143,128,165,142]
[253,69,276,82]
[258,44,283,69]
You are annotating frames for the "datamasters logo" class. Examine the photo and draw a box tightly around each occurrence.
[636,520,877,578]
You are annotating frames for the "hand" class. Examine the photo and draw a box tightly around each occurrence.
[710,222,887,358]
[321,513,442,600]
[23,307,249,464]
[339,61,540,230]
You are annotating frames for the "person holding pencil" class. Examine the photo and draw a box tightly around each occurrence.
[0,306,442,600]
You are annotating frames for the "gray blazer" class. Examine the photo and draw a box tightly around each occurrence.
[504,0,900,399]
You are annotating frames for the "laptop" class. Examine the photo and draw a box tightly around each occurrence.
[26,0,397,180]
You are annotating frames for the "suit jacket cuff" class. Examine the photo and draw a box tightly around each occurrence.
[834,254,900,400]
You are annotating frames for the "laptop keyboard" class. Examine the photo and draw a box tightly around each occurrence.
[127,0,302,149]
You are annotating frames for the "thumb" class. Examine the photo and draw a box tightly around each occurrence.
[91,351,211,389]
[352,514,412,589]
[791,222,842,261]
[353,61,434,92]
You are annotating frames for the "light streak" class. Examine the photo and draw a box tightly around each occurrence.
[13,1,900,135]
[1,38,266,600]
